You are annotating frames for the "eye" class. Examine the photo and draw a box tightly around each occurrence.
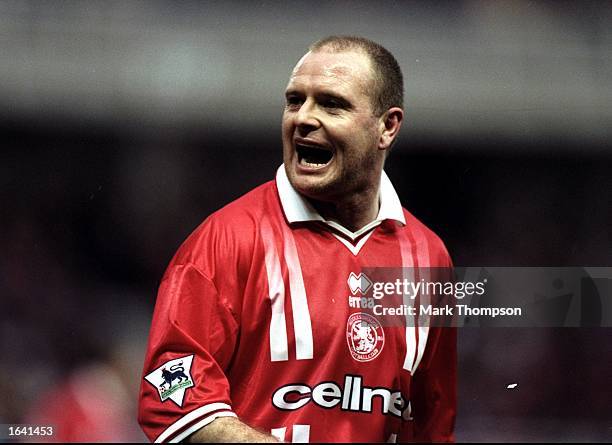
[285,95,303,108]
[320,95,350,112]
[323,99,341,109]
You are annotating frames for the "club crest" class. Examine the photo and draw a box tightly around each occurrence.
[346,313,385,362]
[144,355,195,407]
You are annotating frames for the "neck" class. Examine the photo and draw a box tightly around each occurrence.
[309,184,380,232]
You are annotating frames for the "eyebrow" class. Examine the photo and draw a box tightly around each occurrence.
[284,89,353,109]
[318,92,352,109]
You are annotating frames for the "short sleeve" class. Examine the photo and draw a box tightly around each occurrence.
[400,326,457,442]
[138,263,240,443]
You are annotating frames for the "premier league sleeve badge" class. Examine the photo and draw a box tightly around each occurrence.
[144,355,195,407]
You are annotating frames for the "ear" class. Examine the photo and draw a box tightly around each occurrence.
[378,107,404,151]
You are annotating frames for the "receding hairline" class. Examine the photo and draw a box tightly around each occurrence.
[305,45,374,70]
[307,37,404,114]
[296,47,380,107]
[293,47,374,73]
[309,36,376,54]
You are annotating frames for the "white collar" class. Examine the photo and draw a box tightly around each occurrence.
[275,165,406,240]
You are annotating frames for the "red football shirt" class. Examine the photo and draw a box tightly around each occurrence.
[138,167,456,443]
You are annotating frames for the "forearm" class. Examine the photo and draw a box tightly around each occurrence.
[187,416,280,443]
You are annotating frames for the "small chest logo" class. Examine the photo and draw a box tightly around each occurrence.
[347,272,373,295]
[144,355,195,407]
[346,313,385,362]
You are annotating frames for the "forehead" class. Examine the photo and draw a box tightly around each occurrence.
[286,50,374,96]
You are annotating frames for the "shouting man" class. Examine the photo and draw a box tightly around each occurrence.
[138,36,456,443]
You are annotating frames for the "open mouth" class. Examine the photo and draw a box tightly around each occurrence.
[296,143,334,168]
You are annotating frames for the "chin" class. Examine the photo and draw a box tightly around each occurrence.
[288,170,338,201]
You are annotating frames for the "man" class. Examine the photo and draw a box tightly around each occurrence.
[138,36,456,443]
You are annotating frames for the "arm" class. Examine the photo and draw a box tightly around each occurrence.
[400,239,457,442]
[138,262,247,442]
[187,417,279,443]
[401,326,457,442]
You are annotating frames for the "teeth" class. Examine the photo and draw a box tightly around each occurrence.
[299,158,326,167]
[296,143,333,167]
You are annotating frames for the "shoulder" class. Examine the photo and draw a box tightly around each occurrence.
[170,180,280,270]
[210,180,280,226]
[401,208,453,268]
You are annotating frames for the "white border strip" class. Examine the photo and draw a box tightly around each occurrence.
[169,411,237,443]
[154,402,234,443]
[271,427,287,442]
[413,325,430,373]
[261,218,289,362]
[332,230,375,256]
[412,226,431,373]
[399,232,417,373]
[281,224,314,360]
[292,425,311,443]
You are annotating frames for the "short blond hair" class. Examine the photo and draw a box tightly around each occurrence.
[309,35,404,116]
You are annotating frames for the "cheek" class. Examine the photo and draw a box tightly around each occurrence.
[326,120,355,143]
[334,120,377,149]
[281,112,292,135]
[281,117,294,158]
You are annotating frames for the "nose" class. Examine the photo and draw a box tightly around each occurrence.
[294,99,320,135]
